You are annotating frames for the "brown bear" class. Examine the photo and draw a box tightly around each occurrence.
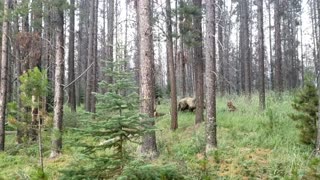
[227,101,237,112]
[178,97,196,112]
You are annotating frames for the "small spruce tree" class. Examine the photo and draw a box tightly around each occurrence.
[289,83,318,147]
[8,67,48,176]
[61,61,151,179]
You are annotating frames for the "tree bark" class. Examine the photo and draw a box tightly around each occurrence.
[106,0,114,86]
[91,0,98,113]
[205,0,217,152]
[317,72,320,156]
[218,0,225,96]
[68,0,76,112]
[239,0,251,97]
[268,0,274,90]
[193,0,204,124]
[166,0,178,130]
[0,0,10,151]
[85,0,95,112]
[138,0,158,159]
[316,0,320,156]
[50,2,64,158]
[179,0,186,97]
[257,0,265,110]
[274,0,283,92]
[77,0,89,106]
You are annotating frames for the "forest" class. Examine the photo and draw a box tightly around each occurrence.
[0,0,320,179]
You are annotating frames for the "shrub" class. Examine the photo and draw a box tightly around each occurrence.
[289,83,318,147]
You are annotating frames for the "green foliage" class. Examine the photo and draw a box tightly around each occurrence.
[7,67,49,142]
[177,2,202,47]
[1,93,316,179]
[29,167,48,180]
[118,160,185,180]
[303,158,320,179]
[61,61,152,179]
[289,83,318,147]
[20,67,48,100]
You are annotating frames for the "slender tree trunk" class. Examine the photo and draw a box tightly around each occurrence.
[218,0,225,96]
[13,1,23,143]
[0,0,10,151]
[179,0,186,97]
[268,0,273,90]
[193,0,204,124]
[42,0,51,112]
[134,1,140,93]
[224,10,231,94]
[300,14,304,88]
[205,0,217,152]
[68,0,76,112]
[91,0,98,113]
[257,0,265,110]
[50,2,65,158]
[101,0,107,78]
[22,0,29,32]
[107,0,114,86]
[166,0,178,130]
[316,0,320,157]
[138,0,158,159]
[85,0,95,112]
[78,0,89,106]
[239,0,251,97]
[317,80,320,155]
[124,0,129,71]
[274,0,283,92]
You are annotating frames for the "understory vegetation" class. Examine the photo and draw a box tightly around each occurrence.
[1,93,320,179]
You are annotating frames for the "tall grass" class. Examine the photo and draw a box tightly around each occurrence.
[0,93,318,179]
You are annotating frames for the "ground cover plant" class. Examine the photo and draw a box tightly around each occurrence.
[1,93,319,179]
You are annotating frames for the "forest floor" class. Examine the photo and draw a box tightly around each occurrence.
[0,93,319,179]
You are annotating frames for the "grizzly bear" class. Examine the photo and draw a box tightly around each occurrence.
[178,97,196,112]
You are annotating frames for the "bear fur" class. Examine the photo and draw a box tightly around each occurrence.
[178,97,196,112]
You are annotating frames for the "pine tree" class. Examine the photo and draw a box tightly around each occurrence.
[61,61,151,179]
[290,83,318,147]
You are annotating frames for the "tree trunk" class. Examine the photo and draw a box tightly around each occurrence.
[193,0,204,124]
[205,0,217,152]
[68,0,76,112]
[85,0,95,112]
[239,0,251,97]
[257,0,265,110]
[77,0,89,106]
[268,0,273,90]
[134,1,141,93]
[0,0,10,151]
[300,14,304,88]
[218,0,225,96]
[317,72,320,155]
[179,0,186,97]
[274,0,283,92]
[137,0,158,159]
[91,0,98,113]
[166,0,178,130]
[107,0,114,86]
[50,2,64,158]
[13,1,23,143]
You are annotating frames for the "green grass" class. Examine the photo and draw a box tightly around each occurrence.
[0,93,318,179]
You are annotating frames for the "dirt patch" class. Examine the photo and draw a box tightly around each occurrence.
[210,147,272,178]
[246,148,271,166]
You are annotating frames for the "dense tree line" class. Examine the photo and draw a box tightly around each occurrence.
[0,0,320,177]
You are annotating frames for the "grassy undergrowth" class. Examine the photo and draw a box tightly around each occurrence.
[0,93,319,179]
